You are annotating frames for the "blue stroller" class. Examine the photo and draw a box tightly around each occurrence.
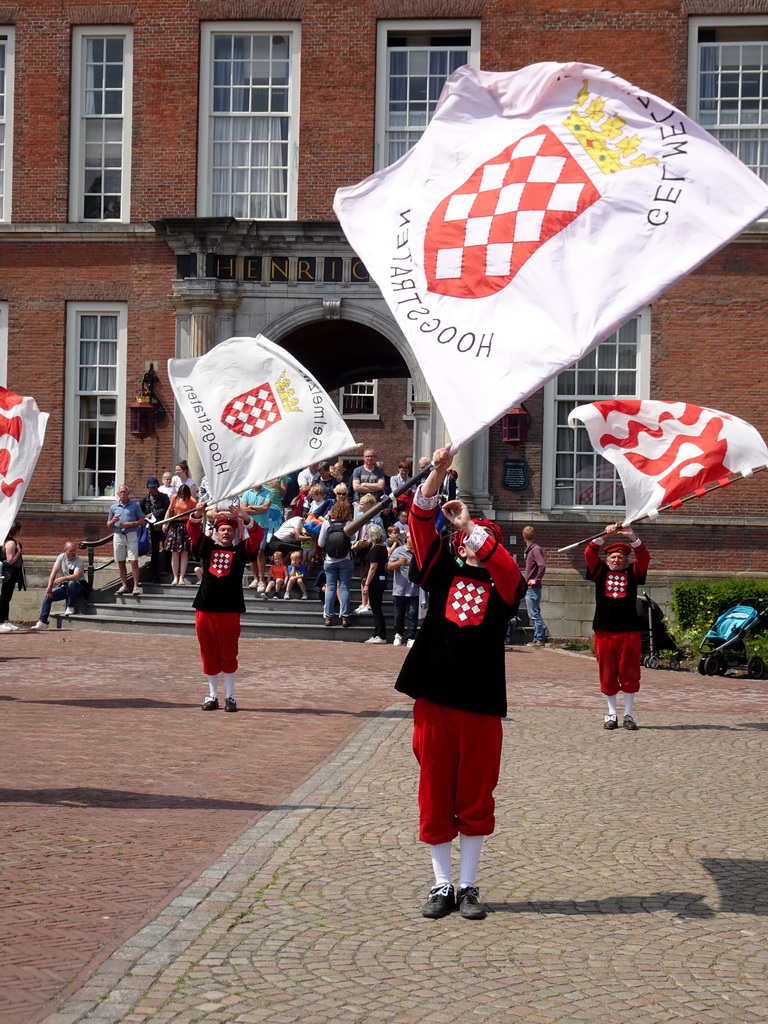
[697,599,768,679]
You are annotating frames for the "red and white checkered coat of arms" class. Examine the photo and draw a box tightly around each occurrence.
[446,577,491,627]
[424,125,600,299]
[209,548,234,578]
[221,384,282,437]
[604,571,628,600]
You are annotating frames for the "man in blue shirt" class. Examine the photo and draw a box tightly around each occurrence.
[107,484,145,596]
[241,483,273,591]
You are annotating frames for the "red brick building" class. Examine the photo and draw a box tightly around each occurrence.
[1,1,766,587]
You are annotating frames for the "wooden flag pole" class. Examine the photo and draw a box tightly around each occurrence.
[344,464,434,536]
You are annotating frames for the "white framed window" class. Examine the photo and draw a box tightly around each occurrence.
[404,377,415,419]
[542,310,651,510]
[0,301,7,386]
[64,303,127,501]
[339,379,378,418]
[0,28,14,222]
[688,16,768,183]
[199,22,300,219]
[375,20,480,169]
[70,28,133,222]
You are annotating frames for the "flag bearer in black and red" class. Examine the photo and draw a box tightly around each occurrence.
[395,447,525,921]
[584,523,650,732]
[187,503,263,713]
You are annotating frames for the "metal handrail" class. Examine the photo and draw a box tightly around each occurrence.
[78,534,117,589]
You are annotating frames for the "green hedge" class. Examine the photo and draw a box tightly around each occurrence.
[671,578,768,632]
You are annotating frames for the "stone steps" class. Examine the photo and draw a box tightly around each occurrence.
[51,577,394,642]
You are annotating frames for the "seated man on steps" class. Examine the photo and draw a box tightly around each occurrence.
[31,542,85,629]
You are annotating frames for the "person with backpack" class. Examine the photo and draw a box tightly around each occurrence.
[317,499,354,627]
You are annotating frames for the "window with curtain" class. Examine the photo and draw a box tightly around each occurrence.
[201,25,299,219]
[340,380,377,417]
[0,29,14,222]
[692,21,768,183]
[76,313,119,498]
[71,29,132,221]
[375,22,480,169]
[549,317,648,509]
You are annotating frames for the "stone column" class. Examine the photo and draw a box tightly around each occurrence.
[170,291,241,489]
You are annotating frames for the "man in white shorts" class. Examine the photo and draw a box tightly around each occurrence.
[107,484,145,596]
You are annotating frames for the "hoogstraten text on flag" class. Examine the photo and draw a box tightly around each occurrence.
[334,62,768,450]
[168,336,356,501]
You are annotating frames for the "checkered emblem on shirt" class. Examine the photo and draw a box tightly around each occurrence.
[221,384,282,437]
[446,577,491,627]
[424,126,600,299]
[605,572,628,600]
[209,548,234,578]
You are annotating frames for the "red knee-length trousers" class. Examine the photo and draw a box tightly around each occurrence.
[412,697,503,845]
[594,629,642,695]
[195,610,241,675]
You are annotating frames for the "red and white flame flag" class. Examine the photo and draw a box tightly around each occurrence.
[568,400,768,522]
[0,385,49,543]
[168,336,356,500]
[334,62,768,450]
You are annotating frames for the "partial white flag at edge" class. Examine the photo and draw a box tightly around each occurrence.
[0,387,49,544]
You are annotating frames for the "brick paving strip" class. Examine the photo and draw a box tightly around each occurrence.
[16,638,767,1024]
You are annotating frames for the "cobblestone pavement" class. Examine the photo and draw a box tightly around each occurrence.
[3,632,768,1024]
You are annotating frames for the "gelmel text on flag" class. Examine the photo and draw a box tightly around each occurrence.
[334,62,768,450]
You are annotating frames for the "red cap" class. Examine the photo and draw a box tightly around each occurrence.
[214,516,236,530]
[604,539,631,555]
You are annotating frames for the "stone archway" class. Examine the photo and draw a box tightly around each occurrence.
[262,300,445,466]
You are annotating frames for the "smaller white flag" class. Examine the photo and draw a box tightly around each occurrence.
[0,386,49,542]
[568,400,768,522]
[168,336,356,500]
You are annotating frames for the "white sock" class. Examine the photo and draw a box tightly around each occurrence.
[458,834,484,890]
[223,673,236,699]
[207,675,219,698]
[605,695,618,717]
[429,842,452,887]
[623,692,635,717]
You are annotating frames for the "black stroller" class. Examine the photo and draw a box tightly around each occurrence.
[697,599,768,679]
[636,591,682,670]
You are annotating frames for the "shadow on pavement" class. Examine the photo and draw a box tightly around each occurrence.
[637,723,745,731]
[0,697,410,718]
[0,787,347,812]
[701,858,768,914]
[487,892,715,918]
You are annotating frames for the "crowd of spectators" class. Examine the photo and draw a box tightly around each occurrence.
[17,450,450,643]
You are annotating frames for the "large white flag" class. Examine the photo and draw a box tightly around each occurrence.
[168,336,356,501]
[0,386,49,542]
[334,62,768,450]
[568,400,768,522]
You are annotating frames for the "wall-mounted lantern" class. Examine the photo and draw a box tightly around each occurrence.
[500,404,531,444]
[129,368,167,441]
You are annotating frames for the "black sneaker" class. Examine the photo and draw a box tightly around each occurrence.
[224,696,238,713]
[457,885,487,920]
[421,883,455,919]
[623,715,638,731]
[603,715,618,730]
[202,696,219,711]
